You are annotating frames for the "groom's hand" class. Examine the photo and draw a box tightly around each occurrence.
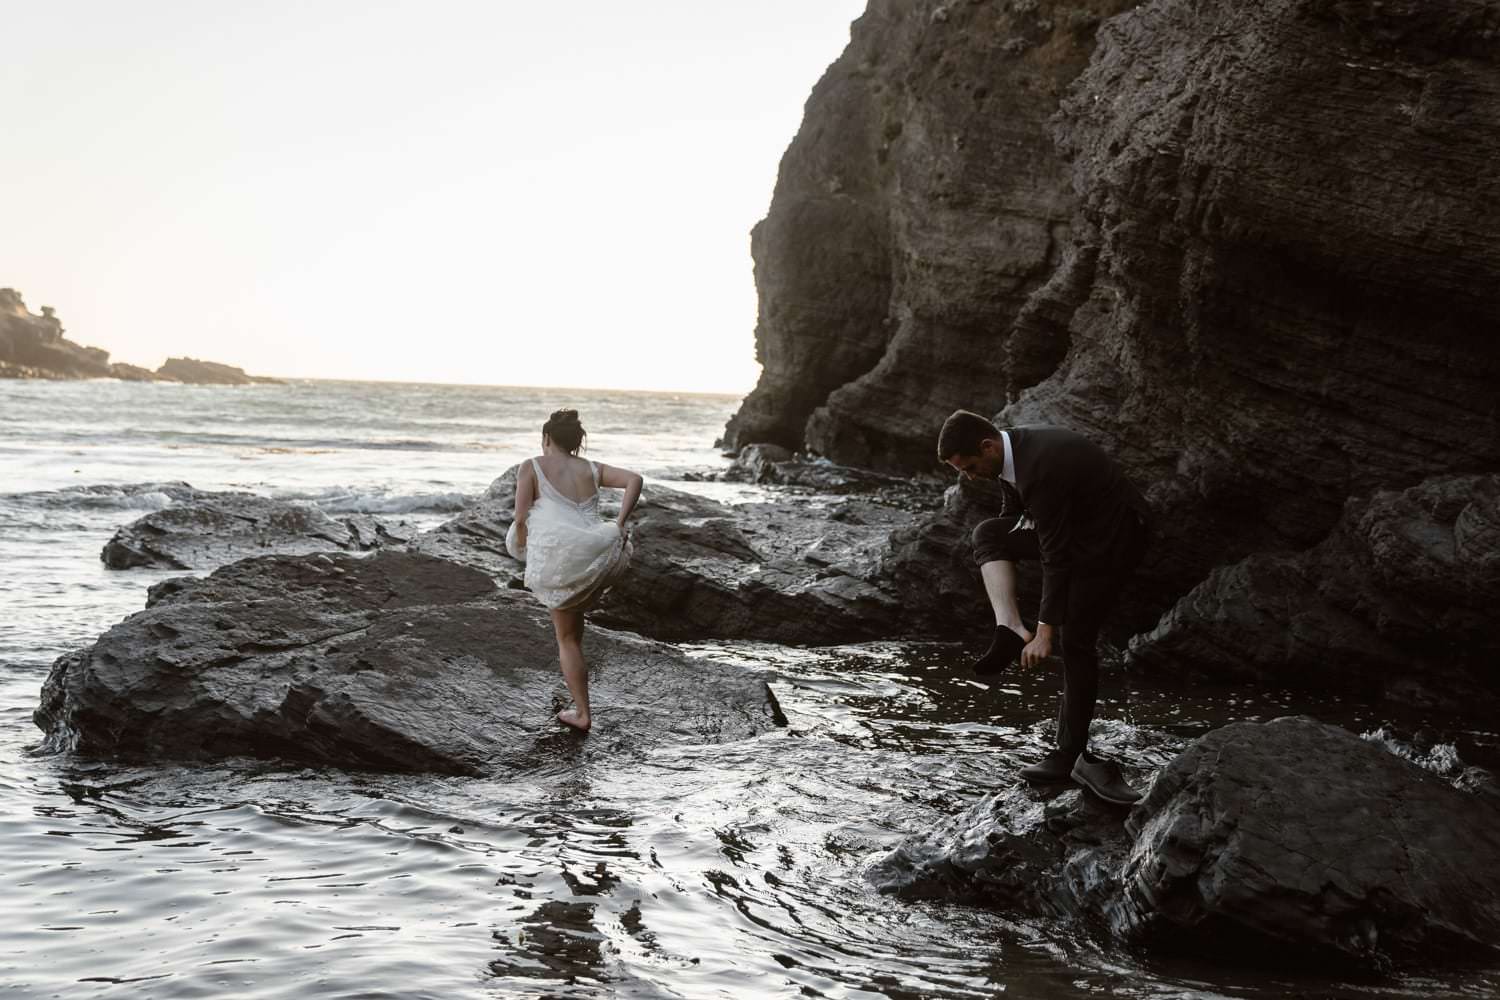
[1021,624,1055,669]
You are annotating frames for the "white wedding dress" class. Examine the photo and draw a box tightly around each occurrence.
[505,458,631,610]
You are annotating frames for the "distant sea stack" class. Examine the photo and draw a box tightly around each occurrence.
[726,0,1500,619]
[0,288,280,384]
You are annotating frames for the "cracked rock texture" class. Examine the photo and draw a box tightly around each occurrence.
[101,489,414,570]
[726,0,1500,629]
[410,467,950,645]
[722,0,1138,470]
[1127,474,1500,713]
[34,551,785,774]
[871,718,1500,970]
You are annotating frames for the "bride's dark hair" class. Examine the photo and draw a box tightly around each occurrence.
[543,408,587,455]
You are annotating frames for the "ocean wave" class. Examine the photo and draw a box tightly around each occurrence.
[1,483,204,512]
[271,486,476,515]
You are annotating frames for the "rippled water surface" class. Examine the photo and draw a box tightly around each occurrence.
[3,379,1497,998]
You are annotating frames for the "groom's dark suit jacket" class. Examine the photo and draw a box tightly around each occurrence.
[1007,426,1151,626]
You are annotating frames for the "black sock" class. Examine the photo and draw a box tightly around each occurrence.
[972,625,1023,676]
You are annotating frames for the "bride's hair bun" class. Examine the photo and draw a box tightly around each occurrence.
[542,408,587,454]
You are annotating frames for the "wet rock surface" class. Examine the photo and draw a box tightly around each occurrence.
[34,551,786,775]
[408,466,958,645]
[724,0,1500,633]
[871,718,1500,971]
[101,488,415,570]
[1128,475,1500,715]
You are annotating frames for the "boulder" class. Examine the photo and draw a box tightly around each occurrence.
[0,288,113,378]
[101,489,415,570]
[408,467,936,644]
[871,718,1500,971]
[34,550,786,775]
[1128,475,1500,714]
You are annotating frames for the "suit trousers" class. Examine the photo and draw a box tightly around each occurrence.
[971,513,1147,756]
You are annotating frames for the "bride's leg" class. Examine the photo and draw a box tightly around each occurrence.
[550,608,591,732]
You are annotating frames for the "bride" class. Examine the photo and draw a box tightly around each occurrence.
[505,409,641,732]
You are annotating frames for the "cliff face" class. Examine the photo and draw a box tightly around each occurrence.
[723,0,1140,469]
[730,0,1500,617]
[0,289,113,379]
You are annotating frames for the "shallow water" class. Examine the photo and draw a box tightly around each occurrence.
[3,379,1498,998]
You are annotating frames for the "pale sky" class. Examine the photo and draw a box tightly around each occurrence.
[2,2,866,393]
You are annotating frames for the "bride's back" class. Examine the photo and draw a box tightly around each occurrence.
[532,453,597,504]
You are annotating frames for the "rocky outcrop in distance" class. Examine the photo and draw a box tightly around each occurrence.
[35,550,786,774]
[870,718,1500,971]
[0,289,279,383]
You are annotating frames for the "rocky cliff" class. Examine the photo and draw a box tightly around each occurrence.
[727,0,1500,628]
[724,0,1140,470]
[0,288,277,383]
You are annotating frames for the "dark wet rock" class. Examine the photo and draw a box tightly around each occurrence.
[1117,718,1500,969]
[1000,0,1500,614]
[405,466,525,586]
[407,467,962,644]
[725,447,937,498]
[722,0,1138,471]
[724,0,1500,634]
[34,551,786,774]
[872,718,1500,971]
[101,489,415,570]
[1128,475,1500,715]
[730,443,794,481]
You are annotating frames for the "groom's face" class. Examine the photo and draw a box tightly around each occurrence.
[945,437,1003,481]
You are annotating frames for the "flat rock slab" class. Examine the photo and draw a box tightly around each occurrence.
[101,489,415,570]
[36,551,785,775]
[871,718,1500,972]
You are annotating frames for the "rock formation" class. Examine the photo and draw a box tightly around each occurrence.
[101,488,415,570]
[723,0,1139,471]
[1127,474,1500,713]
[724,0,1500,632]
[409,467,942,645]
[35,551,786,774]
[871,717,1500,971]
[156,356,276,385]
[0,288,280,383]
[0,289,112,379]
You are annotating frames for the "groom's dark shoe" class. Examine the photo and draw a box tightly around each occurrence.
[972,625,1025,677]
[1070,751,1143,806]
[1019,748,1077,784]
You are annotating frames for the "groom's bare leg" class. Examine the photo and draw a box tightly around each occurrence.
[980,560,1032,638]
[550,608,591,731]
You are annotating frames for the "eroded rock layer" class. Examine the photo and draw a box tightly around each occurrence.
[723,0,1139,470]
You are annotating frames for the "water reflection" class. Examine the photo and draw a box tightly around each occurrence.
[2,640,1498,998]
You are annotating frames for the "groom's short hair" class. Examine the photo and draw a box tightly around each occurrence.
[937,409,1000,461]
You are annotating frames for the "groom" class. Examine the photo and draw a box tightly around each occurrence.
[937,410,1151,805]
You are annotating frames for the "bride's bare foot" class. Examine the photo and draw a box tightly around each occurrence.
[556,708,591,732]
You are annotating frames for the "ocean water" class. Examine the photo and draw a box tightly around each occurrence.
[2,378,1496,999]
